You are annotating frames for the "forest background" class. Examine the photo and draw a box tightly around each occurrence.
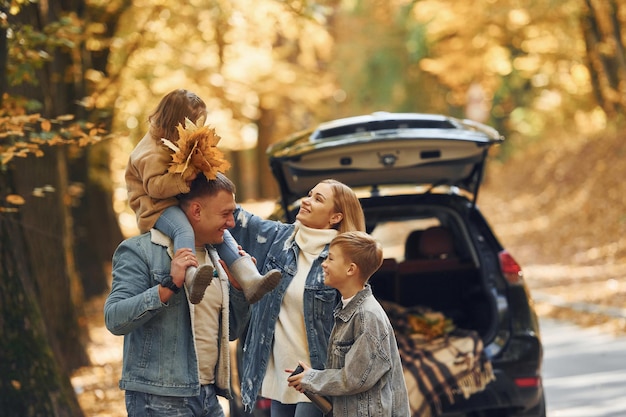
[1,0,625,416]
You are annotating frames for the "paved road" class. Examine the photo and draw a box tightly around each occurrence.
[541,318,626,417]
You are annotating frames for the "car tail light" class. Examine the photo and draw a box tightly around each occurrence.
[498,250,523,285]
[514,376,541,388]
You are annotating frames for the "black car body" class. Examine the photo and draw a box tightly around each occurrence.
[258,112,545,417]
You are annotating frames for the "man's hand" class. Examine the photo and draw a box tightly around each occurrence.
[237,246,255,263]
[222,246,257,291]
[219,259,242,290]
[159,248,197,303]
[171,248,197,286]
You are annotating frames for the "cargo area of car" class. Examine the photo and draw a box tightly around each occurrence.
[369,257,493,339]
[366,204,496,342]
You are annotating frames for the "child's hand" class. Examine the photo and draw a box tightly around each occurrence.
[182,167,197,183]
[287,361,311,393]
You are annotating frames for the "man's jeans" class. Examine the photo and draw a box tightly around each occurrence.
[125,385,224,417]
[270,400,322,417]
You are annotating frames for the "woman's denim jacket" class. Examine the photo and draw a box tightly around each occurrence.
[300,285,410,417]
[104,230,250,398]
[228,207,340,411]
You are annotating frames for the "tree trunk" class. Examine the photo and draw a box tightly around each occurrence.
[7,1,92,373]
[12,150,91,372]
[0,175,84,417]
[69,2,128,299]
[581,0,626,117]
[69,133,124,299]
[0,4,83,415]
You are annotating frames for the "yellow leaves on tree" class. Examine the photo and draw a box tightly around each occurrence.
[5,194,25,205]
[161,117,231,180]
[1,194,25,213]
[1,113,104,166]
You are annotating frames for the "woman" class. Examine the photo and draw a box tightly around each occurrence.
[230,179,366,417]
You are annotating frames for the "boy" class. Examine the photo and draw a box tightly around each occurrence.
[287,231,410,416]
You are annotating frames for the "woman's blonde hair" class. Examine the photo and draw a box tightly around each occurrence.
[322,179,366,233]
[148,89,207,142]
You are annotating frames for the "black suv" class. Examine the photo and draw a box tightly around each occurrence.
[231,112,544,417]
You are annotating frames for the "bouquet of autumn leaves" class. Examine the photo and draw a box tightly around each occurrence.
[161,117,231,180]
[406,309,455,341]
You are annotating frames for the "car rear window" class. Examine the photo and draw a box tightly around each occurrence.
[370,218,441,261]
[312,119,456,140]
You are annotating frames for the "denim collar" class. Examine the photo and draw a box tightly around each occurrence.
[149,228,175,259]
[334,284,372,322]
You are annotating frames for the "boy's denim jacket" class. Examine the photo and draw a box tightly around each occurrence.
[228,207,340,411]
[300,285,411,417]
[104,230,250,398]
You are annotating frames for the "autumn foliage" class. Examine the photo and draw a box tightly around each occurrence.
[161,117,231,180]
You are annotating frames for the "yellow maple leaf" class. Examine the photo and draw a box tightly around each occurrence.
[161,117,231,180]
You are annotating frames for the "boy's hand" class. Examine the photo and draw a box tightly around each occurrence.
[287,361,311,393]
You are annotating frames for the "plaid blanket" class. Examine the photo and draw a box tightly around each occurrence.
[382,301,495,417]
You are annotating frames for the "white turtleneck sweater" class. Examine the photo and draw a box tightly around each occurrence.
[261,224,338,404]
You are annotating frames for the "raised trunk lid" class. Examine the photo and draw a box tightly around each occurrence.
[268,112,503,213]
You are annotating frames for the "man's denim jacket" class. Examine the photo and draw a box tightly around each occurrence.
[104,230,250,398]
[300,285,411,417]
[228,207,340,411]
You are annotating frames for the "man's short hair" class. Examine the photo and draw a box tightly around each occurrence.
[330,231,383,282]
[178,172,236,209]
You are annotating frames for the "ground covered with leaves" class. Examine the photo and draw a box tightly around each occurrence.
[71,128,626,415]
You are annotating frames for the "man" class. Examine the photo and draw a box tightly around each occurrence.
[104,172,250,416]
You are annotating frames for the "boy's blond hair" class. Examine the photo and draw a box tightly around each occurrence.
[330,231,383,282]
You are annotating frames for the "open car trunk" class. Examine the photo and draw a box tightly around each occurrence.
[363,199,498,344]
